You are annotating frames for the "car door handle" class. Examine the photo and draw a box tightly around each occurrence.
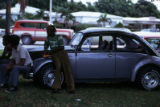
[107,53,112,57]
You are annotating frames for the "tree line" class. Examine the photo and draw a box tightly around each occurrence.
[29,0,160,18]
[0,0,160,18]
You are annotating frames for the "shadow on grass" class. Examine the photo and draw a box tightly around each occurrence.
[19,78,160,92]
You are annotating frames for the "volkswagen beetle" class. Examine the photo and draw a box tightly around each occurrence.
[27,28,160,91]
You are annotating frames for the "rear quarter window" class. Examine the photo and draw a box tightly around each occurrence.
[37,23,48,29]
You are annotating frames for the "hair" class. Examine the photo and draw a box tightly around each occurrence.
[7,35,20,46]
[47,25,56,32]
[12,35,20,46]
[2,35,11,46]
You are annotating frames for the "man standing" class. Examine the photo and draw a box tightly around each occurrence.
[44,25,75,93]
[0,35,33,92]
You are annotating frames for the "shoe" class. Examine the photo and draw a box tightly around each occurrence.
[0,84,8,89]
[5,86,17,93]
[68,90,75,94]
[53,89,61,93]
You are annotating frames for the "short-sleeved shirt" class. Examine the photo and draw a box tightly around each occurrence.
[44,35,64,50]
[12,44,33,65]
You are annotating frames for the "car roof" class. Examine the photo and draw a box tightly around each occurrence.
[80,27,130,33]
[16,20,49,23]
[79,27,136,37]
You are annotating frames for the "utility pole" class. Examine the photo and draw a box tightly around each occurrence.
[5,0,11,35]
[49,0,53,23]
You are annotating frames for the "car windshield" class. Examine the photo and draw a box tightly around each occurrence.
[70,32,83,46]
[145,38,160,50]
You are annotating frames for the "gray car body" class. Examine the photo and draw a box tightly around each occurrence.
[29,28,160,83]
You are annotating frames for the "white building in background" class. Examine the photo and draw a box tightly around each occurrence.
[71,11,123,27]
[123,17,160,30]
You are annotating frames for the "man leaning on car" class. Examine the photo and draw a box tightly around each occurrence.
[44,25,75,93]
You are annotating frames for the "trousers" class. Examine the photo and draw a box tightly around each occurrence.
[0,64,31,87]
[52,50,75,91]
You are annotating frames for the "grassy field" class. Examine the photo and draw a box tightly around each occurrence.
[0,78,160,107]
[0,50,160,106]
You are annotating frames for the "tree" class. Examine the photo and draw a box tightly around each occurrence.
[134,0,160,17]
[65,14,76,28]
[0,0,16,9]
[95,0,160,18]
[114,22,124,28]
[97,13,111,27]
[19,0,28,19]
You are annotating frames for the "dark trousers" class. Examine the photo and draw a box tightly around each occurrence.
[52,50,75,91]
[0,63,31,87]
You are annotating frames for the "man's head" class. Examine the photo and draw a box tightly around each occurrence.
[47,25,56,37]
[2,35,11,46]
[6,35,20,49]
[11,35,20,49]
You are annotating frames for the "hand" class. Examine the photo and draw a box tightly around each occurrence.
[43,54,50,58]
[5,64,13,71]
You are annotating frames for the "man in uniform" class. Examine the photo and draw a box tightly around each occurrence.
[44,25,75,93]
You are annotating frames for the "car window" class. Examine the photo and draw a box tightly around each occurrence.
[100,35,113,51]
[20,23,35,28]
[70,33,83,46]
[81,36,99,51]
[116,36,145,53]
[146,38,160,50]
[37,23,48,29]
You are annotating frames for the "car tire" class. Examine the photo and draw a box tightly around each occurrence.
[22,36,33,45]
[137,67,160,91]
[34,63,64,88]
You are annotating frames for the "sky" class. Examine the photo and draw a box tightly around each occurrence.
[73,0,138,4]
[71,0,98,5]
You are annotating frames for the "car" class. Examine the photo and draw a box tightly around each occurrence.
[25,27,160,91]
[134,30,160,53]
[0,28,5,36]
[12,20,74,45]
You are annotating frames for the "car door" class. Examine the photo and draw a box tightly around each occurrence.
[76,34,116,79]
[115,35,148,79]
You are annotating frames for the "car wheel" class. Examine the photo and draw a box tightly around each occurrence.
[34,63,64,88]
[137,67,160,91]
[22,36,33,45]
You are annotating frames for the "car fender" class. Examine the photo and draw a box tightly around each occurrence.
[33,57,53,74]
[131,57,160,82]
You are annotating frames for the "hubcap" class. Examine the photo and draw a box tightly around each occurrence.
[23,37,31,44]
[142,71,159,89]
[43,66,64,87]
[43,70,56,87]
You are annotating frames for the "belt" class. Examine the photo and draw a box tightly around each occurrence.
[52,46,64,53]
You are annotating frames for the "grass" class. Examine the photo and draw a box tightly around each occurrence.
[0,50,160,106]
[0,78,160,107]
[0,50,2,55]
